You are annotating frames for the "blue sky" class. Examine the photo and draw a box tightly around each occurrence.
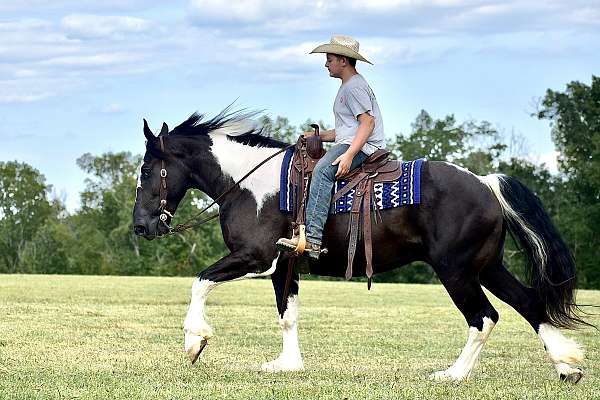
[1,0,599,212]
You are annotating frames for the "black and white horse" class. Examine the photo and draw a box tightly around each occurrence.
[132,109,587,382]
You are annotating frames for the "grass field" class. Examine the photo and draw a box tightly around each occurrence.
[0,274,598,399]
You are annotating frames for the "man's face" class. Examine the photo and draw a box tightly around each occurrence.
[325,54,343,78]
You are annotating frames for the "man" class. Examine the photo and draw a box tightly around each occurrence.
[277,35,385,259]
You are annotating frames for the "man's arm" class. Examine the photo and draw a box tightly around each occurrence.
[346,113,375,157]
[332,112,375,178]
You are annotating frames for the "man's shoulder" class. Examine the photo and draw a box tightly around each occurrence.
[346,74,369,88]
[344,74,374,95]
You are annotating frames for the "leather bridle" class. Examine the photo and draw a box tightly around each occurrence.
[157,136,175,231]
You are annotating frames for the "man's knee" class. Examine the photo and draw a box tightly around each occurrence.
[313,160,337,180]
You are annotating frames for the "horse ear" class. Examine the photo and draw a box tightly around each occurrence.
[159,122,169,137]
[143,119,156,142]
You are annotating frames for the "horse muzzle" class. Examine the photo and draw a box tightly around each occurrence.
[133,218,163,240]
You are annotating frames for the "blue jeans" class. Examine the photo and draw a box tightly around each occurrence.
[305,144,368,246]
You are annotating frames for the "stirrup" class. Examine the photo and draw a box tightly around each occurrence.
[276,225,307,255]
[294,225,306,254]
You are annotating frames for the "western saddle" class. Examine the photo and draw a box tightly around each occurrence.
[287,125,405,286]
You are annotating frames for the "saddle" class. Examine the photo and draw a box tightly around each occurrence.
[288,126,404,286]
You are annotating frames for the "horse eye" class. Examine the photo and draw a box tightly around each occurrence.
[141,167,151,178]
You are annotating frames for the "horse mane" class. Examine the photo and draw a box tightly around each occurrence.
[170,106,290,149]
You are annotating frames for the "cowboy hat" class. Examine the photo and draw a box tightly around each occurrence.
[310,35,372,65]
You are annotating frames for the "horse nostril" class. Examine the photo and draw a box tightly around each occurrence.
[134,225,147,236]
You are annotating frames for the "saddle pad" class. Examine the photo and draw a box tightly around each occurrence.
[279,147,424,214]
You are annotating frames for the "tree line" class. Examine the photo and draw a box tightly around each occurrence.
[1,77,598,288]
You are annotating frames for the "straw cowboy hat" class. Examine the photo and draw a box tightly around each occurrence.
[310,35,373,65]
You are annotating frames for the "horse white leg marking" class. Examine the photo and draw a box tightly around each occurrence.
[183,256,279,364]
[430,317,495,381]
[261,295,304,373]
[538,323,584,380]
[183,279,219,363]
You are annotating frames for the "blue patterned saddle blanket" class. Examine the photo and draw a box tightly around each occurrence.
[279,148,424,214]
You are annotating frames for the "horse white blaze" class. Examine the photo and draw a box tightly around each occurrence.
[538,323,584,377]
[135,161,144,200]
[262,295,304,372]
[184,279,218,357]
[430,317,495,381]
[209,130,284,215]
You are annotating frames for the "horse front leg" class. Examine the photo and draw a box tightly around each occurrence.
[184,251,268,364]
[261,255,304,372]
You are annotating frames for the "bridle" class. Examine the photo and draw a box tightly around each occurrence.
[153,135,294,236]
[157,136,175,230]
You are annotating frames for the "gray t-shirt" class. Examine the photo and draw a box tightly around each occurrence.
[333,74,385,155]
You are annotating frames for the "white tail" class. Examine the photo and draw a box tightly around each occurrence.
[479,174,547,269]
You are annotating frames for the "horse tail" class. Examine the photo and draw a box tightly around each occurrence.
[479,173,589,329]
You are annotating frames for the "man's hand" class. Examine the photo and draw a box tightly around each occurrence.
[332,151,354,178]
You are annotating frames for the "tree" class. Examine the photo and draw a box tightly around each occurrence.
[0,162,55,272]
[18,220,73,274]
[259,115,330,144]
[536,76,600,288]
[69,152,227,276]
[389,110,506,175]
[536,76,600,203]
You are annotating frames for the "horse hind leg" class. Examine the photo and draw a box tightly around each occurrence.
[430,271,499,381]
[480,262,584,383]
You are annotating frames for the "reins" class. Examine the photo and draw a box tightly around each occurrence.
[159,140,295,236]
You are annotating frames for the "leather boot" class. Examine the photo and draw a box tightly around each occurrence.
[276,237,322,260]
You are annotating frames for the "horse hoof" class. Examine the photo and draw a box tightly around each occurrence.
[185,335,208,365]
[429,370,466,382]
[560,369,583,384]
[261,356,304,373]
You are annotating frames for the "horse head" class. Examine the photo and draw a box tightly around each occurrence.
[132,119,192,239]
[132,107,287,239]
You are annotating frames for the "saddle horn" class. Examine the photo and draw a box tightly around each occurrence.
[306,124,324,159]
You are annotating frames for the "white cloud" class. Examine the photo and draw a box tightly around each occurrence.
[0,0,161,13]
[189,0,318,23]
[0,14,170,102]
[0,76,83,104]
[0,19,51,31]
[13,69,38,78]
[101,103,126,114]
[40,52,141,67]
[0,92,53,104]
[0,0,598,103]
[571,7,600,25]
[60,14,153,39]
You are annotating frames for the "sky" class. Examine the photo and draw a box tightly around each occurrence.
[1,0,599,212]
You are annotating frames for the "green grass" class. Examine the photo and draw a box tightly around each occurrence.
[0,275,598,399]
